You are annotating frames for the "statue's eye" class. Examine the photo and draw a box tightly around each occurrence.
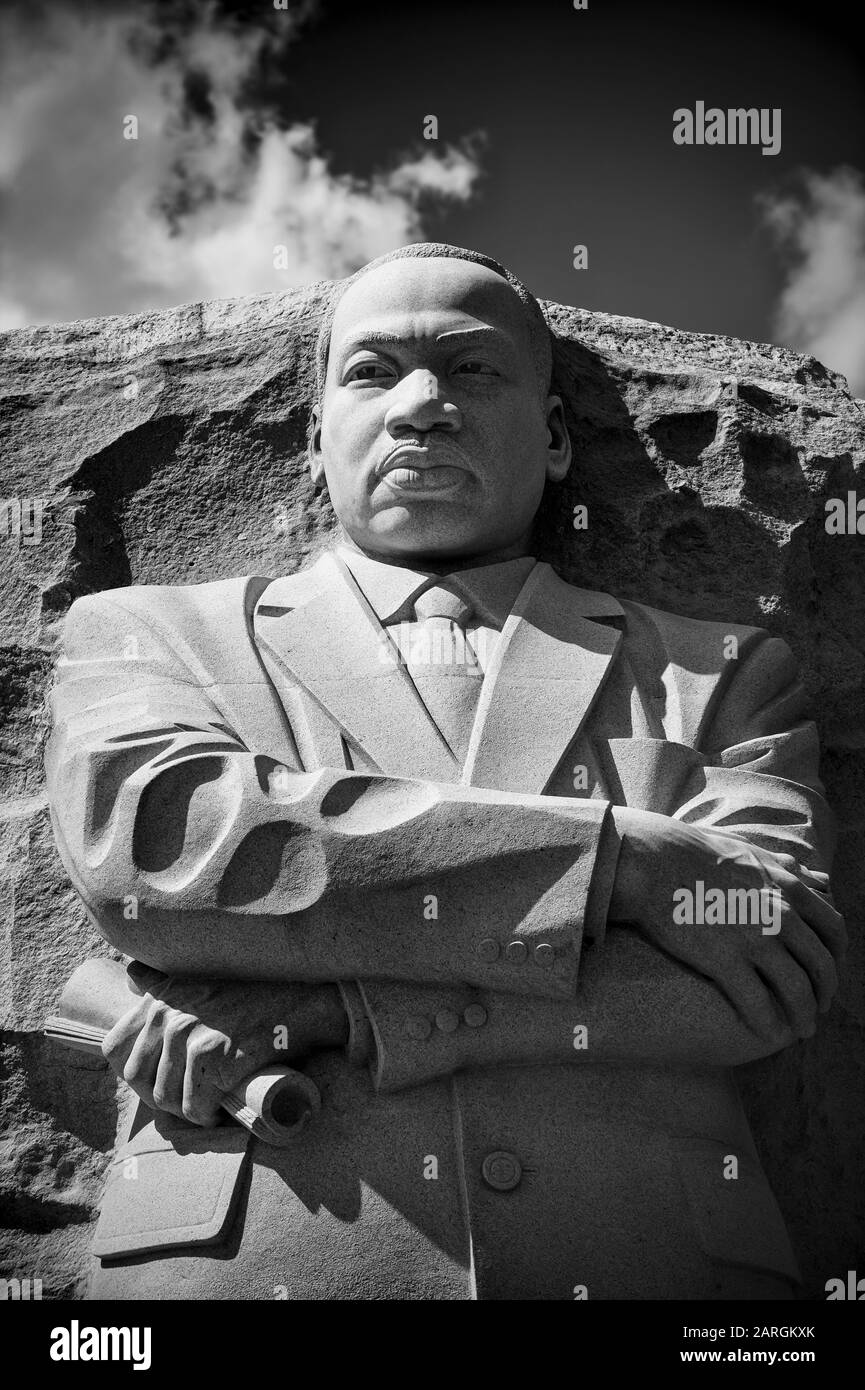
[345,360,393,383]
[454,359,497,376]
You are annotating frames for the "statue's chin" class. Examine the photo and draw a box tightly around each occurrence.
[345,515,472,556]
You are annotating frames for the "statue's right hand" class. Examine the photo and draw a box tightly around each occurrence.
[101,975,347,1126]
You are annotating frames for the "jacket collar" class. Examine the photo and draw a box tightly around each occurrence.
[336,544,536,631]
[254,549,623,791]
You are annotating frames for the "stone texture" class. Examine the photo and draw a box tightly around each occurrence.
[1,280,863,1298]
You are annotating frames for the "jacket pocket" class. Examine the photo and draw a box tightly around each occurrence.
[93,1111,252,1260]
[676,1140,801,1283]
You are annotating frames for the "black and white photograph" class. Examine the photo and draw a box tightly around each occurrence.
[1,0,863,1359]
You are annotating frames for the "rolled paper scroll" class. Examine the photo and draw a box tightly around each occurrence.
[44,957,321,1147]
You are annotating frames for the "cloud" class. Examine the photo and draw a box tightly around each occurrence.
[0,2,484,329]
[759,167,865,397]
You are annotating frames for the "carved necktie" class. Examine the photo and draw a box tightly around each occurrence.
[401,583,485,764]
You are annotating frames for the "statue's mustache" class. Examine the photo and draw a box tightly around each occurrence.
[375,438,471,478]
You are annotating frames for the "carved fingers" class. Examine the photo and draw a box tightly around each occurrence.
[102,996,235,1125]
[100,980,349,1125]
[624,821,846,1045]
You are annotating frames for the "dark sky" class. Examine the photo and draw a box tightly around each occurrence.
[251,0,865,342]
[2,0,863,380]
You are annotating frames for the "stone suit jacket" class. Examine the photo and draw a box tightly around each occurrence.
[45,549,836,1300]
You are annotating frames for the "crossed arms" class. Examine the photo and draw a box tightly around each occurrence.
[45,589,845,1119]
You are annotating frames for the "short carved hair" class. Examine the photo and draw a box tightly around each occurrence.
[313,242,554,403]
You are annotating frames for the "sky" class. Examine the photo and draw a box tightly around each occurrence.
[1,0,864,392]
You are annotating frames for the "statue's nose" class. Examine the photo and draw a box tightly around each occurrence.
[384,370,461,434]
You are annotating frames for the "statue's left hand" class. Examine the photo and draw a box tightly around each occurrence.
[609,808,845,1041]
[101,972,348,1126]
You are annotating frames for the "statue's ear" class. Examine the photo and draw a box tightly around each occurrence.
[308,405,325,487]
[544,395,572,482]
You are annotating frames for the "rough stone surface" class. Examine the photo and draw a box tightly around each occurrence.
[1,280,863,1298]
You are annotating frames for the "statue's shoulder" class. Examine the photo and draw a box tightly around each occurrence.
[61,559,335,660]
[616,594,794,679]
[65,574,267,627]
[59,576,288,675]
[550,568,769,655]
[620,594,766,644]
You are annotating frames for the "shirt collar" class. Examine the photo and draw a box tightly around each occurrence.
[336,544,537,630]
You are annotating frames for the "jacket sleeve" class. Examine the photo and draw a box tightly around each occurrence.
[671,632,834,866]
[349,929,797,1092]
[351,630,844,1090]
[45,590,620,1000]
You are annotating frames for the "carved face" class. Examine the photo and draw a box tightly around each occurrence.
[310,256,571,564]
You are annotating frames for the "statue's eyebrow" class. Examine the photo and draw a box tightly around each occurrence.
[436,327,514,347]
[336,325,517,363]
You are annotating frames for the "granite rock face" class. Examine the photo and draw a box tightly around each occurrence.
[1,280,863,1299]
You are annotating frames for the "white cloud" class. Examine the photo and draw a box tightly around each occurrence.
[0,297,30,330]
[0,3,484,329]
[760,167,865,397]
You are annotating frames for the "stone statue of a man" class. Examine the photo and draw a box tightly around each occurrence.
[45,243,845,1300]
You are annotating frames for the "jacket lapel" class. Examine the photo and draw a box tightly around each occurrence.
[254,552,458,781]
[462,563,623,793]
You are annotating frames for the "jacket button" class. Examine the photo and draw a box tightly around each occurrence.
[435,1010,459,1033]
[463,1004,487,1027]
[406,1016,432,1040]
[481,1151,523,1192]
[533,942,555,967]
[505,940,527,963]
[477,938,500,962]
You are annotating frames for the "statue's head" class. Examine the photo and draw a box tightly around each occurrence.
[309,243,571,566]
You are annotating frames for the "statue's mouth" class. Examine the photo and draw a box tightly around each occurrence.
[377,442,469,493]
